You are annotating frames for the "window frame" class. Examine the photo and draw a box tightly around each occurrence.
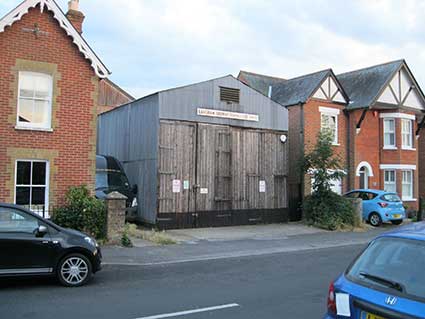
[401,170,413,200]
[401,119,413,149]
[383,118,396,149]
[383,170,397,193]
[14,160,50,217]
[320,108,339,145]
[16,71,53,130]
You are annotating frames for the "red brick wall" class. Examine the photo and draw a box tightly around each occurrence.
[303,99,348,193]
[0,6,98,207]
[350,109,418,210]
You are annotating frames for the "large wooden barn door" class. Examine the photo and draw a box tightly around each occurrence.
[158,121,196,226]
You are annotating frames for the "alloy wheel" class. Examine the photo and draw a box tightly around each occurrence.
[60,256,89,285]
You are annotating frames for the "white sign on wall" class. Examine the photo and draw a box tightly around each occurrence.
[197,108,259,122]
[259,180,266,193]
[172,180,181,193]
[183,180,190,190]
[200,188,208,194]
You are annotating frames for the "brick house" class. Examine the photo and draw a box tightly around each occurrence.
[0,0,129,217]
[239,60,425,213]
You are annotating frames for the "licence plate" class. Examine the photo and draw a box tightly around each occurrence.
[393,214,401,218]
[362,312,387,319]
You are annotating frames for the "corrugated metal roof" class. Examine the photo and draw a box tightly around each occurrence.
[337,60,404,110]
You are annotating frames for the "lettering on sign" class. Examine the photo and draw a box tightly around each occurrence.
[197,108,259,122]
[172,180,181,193]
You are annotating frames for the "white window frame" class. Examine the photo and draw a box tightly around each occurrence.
[401,119,413,149]
[383,118,396,149]
[319,107,339,145]
[16,71,53,130]
[14,160,50,217]
[401,170,413,200]
[383,170,396,193]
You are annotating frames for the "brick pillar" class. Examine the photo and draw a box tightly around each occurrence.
[105,191,127,240]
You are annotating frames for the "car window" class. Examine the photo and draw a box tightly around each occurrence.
[358,192,377,201]
[0,208,40,233]
[347,237,425,301]
[381,194,401,202]
[345,192,360,198]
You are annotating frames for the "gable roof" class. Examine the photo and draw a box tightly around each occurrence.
[0,0,110,78]
[271,69,333,107]
[238,71,286,96]
[336,60,404,110]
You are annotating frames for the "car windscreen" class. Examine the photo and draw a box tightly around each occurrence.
[347,237,425,301]
[381,193,401,202]
[96,170,130,190]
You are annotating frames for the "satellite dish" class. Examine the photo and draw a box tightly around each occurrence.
[280,135,287,143]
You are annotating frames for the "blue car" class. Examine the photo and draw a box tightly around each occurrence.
[344,189,406,227]
[323,222,425,318]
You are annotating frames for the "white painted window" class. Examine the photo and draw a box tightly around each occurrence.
[17,72,53,129]
[15,160,49,217]
[384,170,396,193]
[320,108,338,145]
[383,118,396,148]
[402,170,413,200]
[401,119,413,148]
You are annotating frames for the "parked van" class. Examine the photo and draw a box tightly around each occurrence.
[95,155,138,218]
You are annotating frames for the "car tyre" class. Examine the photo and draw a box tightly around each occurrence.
[57,253,92,287]
[391,220,403,226]
[369,212,382,227]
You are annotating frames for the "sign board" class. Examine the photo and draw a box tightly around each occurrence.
[259,180,266,193]
[200,188,208,194]
[197,108,259,122]
[172,180,181,193]
[183,180,190,190]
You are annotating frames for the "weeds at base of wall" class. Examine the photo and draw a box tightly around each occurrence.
[126,223,177,245]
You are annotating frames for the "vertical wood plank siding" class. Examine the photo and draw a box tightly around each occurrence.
[158,120,287,214]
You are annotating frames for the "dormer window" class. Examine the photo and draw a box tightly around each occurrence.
[17,72,53,130]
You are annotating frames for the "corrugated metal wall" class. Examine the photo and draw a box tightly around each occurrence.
[97,94,160,224]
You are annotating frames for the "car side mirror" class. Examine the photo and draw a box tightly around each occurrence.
[132,184,138,194]
[36,225,48,237]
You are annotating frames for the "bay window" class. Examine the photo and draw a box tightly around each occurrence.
[384,170,396,193]
[401,119,413,149]
[402,170,413,200]
[383,118,396,148]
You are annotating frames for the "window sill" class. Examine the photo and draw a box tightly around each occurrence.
[401,147,416,151]
[402,198,417,202]
[332,143,340,146]
[383,146,397,150]
[15,126,53,132]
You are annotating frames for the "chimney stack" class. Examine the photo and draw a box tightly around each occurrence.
[66,0,85,34]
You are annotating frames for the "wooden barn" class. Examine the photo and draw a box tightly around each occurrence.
[97,75,289,228]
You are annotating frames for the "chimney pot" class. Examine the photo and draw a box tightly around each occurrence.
[66,0,85,34]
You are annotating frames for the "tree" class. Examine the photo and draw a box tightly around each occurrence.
[303,130,345,195]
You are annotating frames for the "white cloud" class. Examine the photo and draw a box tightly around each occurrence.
[1,0,425,97]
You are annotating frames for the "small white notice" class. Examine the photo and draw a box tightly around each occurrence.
[336,293,351,317]
[183,180,190,190]
[259,180,266,193]
[172,180,181,193]
[200,188,208,194]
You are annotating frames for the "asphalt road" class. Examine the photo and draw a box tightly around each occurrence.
[0,244,365,319]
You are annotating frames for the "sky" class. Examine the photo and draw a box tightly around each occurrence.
[1,0,425,99]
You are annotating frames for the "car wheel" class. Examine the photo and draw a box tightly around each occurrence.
[391,220,403,226]
[369,212,382,227]
[57,253,92,287]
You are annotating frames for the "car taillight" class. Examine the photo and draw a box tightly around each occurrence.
[327,282,337,315]
[378,202,388,208]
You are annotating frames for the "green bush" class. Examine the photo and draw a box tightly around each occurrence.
[303,190,355,230]
[52,186,107,239]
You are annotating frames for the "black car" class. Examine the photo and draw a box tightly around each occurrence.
[95,155,138,219]
[0,203,101,287]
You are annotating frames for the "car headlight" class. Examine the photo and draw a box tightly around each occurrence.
[84,236,98,247]
[132,197,138,207]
